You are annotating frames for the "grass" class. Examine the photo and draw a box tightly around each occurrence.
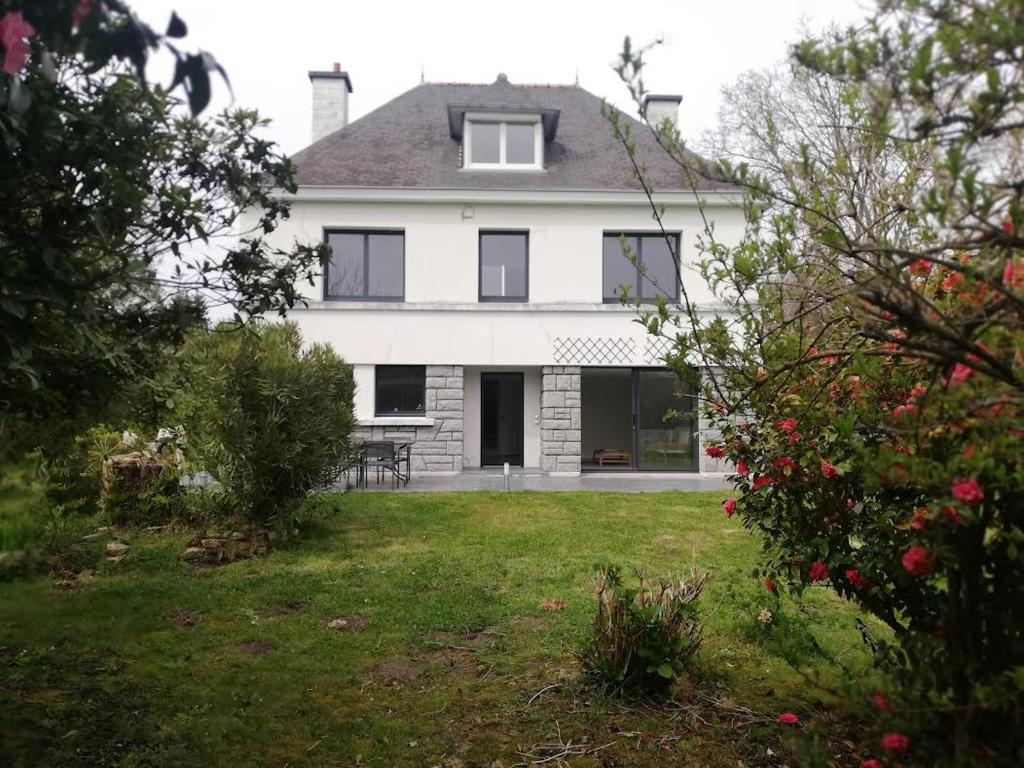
[0,491,885,767]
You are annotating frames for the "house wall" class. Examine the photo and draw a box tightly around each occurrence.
[250,193,744,474]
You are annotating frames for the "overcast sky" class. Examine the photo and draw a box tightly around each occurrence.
[132,0,872,156]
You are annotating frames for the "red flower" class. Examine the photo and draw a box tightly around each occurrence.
[873,691,892,711]
[847,498,855,509]
[951,477,984,506]
[723,498,736,517]
[880,733,909,753]
[772,456,796,475]
[764,578,776,593]
[787,431,801,445]
[846,568,873,590]
[860,760,884,768]
[909,258,932,276]
[752,475,774,491]
[72,0,94,27]
[809,562,829,582]
[1004,258,1024,289]
[941,505,963,525]
[736,459,749,478]
[892,403,918,418]
[776,418,798,434]
[949,362,973,384]
[910,507,931,532]
[941,271,965,292]
[0,12,35,75]
[705,444,725,459]
[777,712,799,725]
[902,546,933,576]
[820,460,839,479]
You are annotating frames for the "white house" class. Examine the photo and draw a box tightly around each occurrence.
[264,65,744,476]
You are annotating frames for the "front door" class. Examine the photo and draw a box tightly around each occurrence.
[481,372,524,466]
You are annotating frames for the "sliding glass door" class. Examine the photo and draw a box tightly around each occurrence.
[635,369,698,471]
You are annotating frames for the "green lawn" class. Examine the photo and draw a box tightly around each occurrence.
[0,491,882,767]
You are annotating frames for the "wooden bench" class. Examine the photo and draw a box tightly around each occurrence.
[593,449,632,466]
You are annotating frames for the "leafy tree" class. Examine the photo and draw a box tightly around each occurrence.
[0,2,327,462]
[608,0,1023,759]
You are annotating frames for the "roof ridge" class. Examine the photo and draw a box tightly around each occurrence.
[423,81,578,89]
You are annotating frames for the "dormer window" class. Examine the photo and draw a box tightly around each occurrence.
[463,115,543,170]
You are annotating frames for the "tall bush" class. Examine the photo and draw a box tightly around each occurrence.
[179,323,354,528]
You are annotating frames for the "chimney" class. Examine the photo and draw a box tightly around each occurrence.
[643,93,682,130]
[308,62,353,142]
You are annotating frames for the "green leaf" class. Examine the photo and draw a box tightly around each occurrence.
[656,663,675,679]
[166,12,188,39]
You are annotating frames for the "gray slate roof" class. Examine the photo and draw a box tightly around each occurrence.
[291,79,733,192]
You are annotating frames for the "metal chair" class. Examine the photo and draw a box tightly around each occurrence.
[362,441,398,489]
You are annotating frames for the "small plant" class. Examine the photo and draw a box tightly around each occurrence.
[580,563,706,694]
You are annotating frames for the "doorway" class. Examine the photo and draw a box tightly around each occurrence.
[481,372,524,466]
[581,368,698,471]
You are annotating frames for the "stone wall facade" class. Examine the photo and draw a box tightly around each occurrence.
[354,365,464,473]
[697,365,733,473]
[539,365,582,474]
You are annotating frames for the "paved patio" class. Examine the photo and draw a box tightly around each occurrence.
[348,468,731,493]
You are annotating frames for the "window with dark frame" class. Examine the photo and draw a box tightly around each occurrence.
[479,231,529,301]
[375,366,426,416]
[602,232,680,302]
[325,230,404,300]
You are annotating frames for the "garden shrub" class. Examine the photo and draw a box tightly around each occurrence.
[580,564,705,694]
[178,323,355,529]
[45,425,124,516]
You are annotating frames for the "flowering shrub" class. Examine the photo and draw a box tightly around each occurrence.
[580,563,705,694]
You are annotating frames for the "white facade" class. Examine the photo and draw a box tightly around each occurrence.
[256,187,743,474]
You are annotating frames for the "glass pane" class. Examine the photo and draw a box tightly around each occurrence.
[470,122,500,163]
[640,235,678,299]
[367,233,403,297]
[376,366,425,414]
[326,233,364,297]
[480,233,527,298]
[636,369,697,470]
[602,235,637,300]
[505,123,535,164]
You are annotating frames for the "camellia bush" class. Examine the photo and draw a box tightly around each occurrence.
[178,323,355,529]
[608,0,1023,761]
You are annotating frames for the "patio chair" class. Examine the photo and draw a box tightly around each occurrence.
[362,441,399,489]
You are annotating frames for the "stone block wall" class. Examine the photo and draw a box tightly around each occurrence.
[697,365,733,473]
[354,365,464,473]
[539,365,582,474]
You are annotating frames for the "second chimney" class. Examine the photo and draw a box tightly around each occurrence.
[309,63,353,143]
[643,93,682,130]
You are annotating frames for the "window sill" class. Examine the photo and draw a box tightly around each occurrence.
[358,416,435,427]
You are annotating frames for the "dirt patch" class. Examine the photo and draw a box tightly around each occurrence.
[326,615,366,632]
[539,598,566,612]
[259,599,308,618]
[424,628,499,649]
[365,660,421,687]
[512,616,546,630]
[233,640,276,656]
[168,607,200,627]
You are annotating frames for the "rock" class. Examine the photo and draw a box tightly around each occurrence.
[181,547,205,562]
[81,532,105,542]
[105,542,130,559]
[201,538,223,551]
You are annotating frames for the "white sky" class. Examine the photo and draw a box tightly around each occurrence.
[132,0,872,156]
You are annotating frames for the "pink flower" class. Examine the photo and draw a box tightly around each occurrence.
[860,760,884,768]
[705,444,725,459]
[873,691,892,711]
[776,418,798,434]
[72,0,94,27]
[949,362,973,384]
[951,477,984,506]
[777,712,799,725]
[820,460,838,479]
[846,568,872,590]
[880,733,909,753]
[909,259,932,276]
[941,505,963,525]
[902,546,932,576]
[736,459,749,478]
[752,475,774,491]
[723,498,736,517]
[892,403,918,418]
[809,562,829,582]
[0,12,35,75]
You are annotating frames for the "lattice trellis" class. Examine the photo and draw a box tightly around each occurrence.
[644,336,675,365]
[552,337,635,365]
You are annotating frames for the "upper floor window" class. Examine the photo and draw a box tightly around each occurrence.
[479,231,529,301]
[603,233,680,302]
[325,230,404,300]
[465,118,542,169]
[375,365,425,416]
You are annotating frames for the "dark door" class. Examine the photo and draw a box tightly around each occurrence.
[634,369,698,471]
[481,373,524,466]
